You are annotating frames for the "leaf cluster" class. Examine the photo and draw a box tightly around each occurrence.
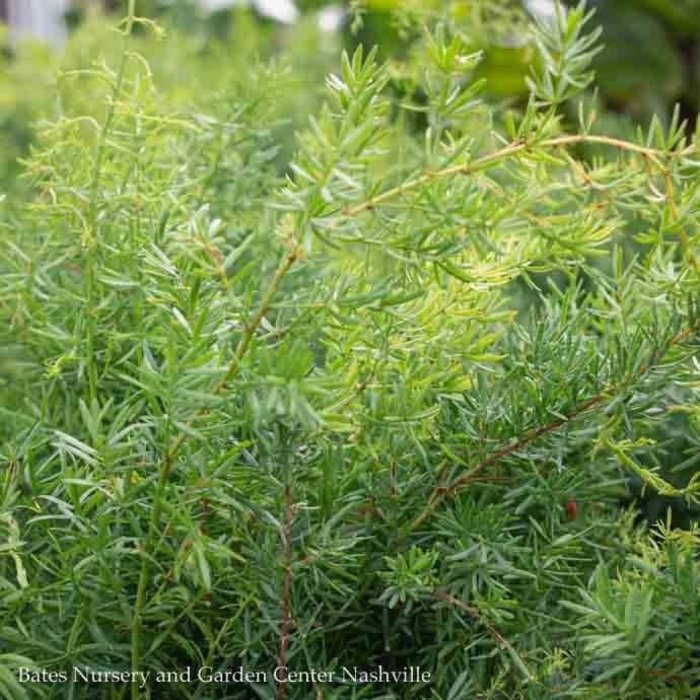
[1,3,700,700]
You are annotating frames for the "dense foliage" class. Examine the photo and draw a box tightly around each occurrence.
[1,2,700,699]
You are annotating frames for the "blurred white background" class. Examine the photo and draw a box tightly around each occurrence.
[4,0,70,45]
[1,0,557,46]
[1,0,301,45]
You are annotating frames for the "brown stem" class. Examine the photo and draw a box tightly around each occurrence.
[433,589,529,678]
[276,484,295,700]
[411,321,700,530]
[342,134,691,219]
[131,240,300,676]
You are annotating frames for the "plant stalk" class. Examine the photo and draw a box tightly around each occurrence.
[130,242,301,696]
[342,134,692,218]
[84,0,136,405]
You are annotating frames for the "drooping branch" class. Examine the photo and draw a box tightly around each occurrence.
[411,320,700,530]
[342,134,693,219]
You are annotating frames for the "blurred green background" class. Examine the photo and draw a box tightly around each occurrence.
[119,0,700,127]
[3,0,700,177]
[130,0,700,120]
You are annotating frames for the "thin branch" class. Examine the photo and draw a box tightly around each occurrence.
[411,320,700,530]
[131,242,301,677]
[342,134,693,219]
[222,246,301,389]
[163,242,301,468]
[276,484,295,700]
[85,0,137,406]
[433,589,505,645]
[433,590,532,681]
